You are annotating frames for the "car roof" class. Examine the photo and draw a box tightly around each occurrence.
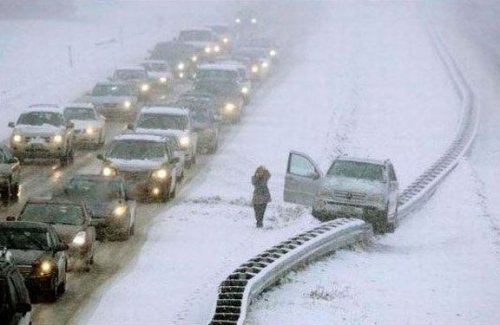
[115,66,146,72]
[95,81,129,87]
[140,106,188,116]
[198,63,240,71]
[143,59,169,64]
[0,221,52,230]
[24,104,62,113]
[70,174,125,182]
[64,103,95,109]
[180,27,213,33]
[336,156,388,166]
[113,133,167,143]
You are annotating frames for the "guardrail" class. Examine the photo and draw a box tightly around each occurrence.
[208,20,478,325]
[209,218,371,325]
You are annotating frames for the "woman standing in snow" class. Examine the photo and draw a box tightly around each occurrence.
[252,166,271,228]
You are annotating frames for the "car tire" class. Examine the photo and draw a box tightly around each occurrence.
[47,274,59,302]
[170,184,176,199]
[58,270,66,295]
[129,223,135,236]
[11,183,19,200]
[208,141,218,154]
[0,183,10,201]
[185,159,192,169]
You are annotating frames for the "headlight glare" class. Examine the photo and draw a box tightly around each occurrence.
[225,103,236,113]
[222,37,229,44]
[214,45,220,53]
[204,46,212,54]
[251,65,259,73]
[40,261,53,274]
[72,231,86,246]
[270,50,277,57]
[153,169,168,179]
[123,100,132,109]
[113,205,127,217]
[241,86,249,94]
[13,134,22,143]
[141,83,150,92]
[53,135,63,143]
[191,55,198,62]
[86,127,95,135]
[102,166,116,177]
[179,136,190,147]
[177,62,185,71]
[159,77,167,83]
[261,61,269,69]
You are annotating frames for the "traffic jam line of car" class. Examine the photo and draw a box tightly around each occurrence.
[0,12,282,324]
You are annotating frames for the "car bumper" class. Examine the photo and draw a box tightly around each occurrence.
[313,199,383,219]
[93,217,129,239]
[24,274,55,293]
[11,143,67,159]
[125,178,170,200]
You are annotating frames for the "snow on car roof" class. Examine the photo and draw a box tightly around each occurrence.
[198,63,241,71]
[336,156,388,166]
[140,106,189,116]
[213,60,247,68]
[115,66,146,71]
[25,104,62,113]
[64,102,95,109]
[142,59,169,64]
[180,27,213,32]
[113,133,166,143]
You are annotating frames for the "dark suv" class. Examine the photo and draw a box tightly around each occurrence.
[0,252,31,325]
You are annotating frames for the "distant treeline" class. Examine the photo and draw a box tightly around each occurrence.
[0,0,76,19]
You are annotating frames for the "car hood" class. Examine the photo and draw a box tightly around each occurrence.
[9,249,49,265]
[13,124,64,137]
[87,95,136,104]
[108,158,163,172]
[85,199,119,218]
[51,224,82,244]
[135,128,186,138]
[183,41,215,49]
[321,176,385,195]
[147,71,171,78]
[71,119,101,131]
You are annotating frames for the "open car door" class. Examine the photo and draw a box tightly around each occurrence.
[284,151,323,206]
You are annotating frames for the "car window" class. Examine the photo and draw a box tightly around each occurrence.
[197,69,238,81]
[17,112,63,127]
[91,84,131,96]
[67,178,123,200]
[64,107,96,121]
[19,203,84,226]
[327,161,384,182]
[288,154,317,177]
[108,140,166,160]
[0,228,50,250]
[143,63,168,72]
[388,164,397,181]
[137,113,188,130]
[114,70,146,80]
[178,30,213,42]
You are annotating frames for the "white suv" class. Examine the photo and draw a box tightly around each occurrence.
[284,151,399,233]
[8,105,75,166]
[132,106,198,168]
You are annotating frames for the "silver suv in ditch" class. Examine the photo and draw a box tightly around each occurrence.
[283,151,399,233]
[8,105,75,166]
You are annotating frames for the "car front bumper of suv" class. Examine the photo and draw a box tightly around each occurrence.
[11,142,67,159]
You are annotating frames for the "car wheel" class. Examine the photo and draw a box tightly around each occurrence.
[160,185,170,203]
[208,140,218,154]
[170,184,176,199]
[0,183,10,201]
[129,223,135,236]
[58,269,67,295]
[185,159,192,169]
[47,274,59,302]
[374,206,391,233]
[11,183,19,200]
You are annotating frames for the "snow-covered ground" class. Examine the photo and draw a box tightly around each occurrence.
[247,2,500,324]
[78,1,461,324]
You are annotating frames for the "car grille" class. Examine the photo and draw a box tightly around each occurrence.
[17,265,32,277]
[120,170,150,181]
[333,190,367,203]
[25,136,51,143]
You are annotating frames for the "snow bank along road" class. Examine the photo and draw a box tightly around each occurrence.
[245,2,500,325]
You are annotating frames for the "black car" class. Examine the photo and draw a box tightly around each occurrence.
[193,78,245,123]
[0,252,31,325]
[0,221,68,302]
[55,174,136,241]
[0,144,21,202]
[149,41,200,79]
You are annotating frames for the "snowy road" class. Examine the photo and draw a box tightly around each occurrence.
[247,2,500,324]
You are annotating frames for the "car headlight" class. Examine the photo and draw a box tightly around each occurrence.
[204,46,212,54]
[35,259,55,276]
[86,127,95,135]
[241,86,249,95]
[177,62,185,71]
[318,188,331,197]
[251,65,259,73]
[251,18,257,24]
[124,100,132,109]
[152,168,168,179]
[178,72,185,79]
[214,45,220,53]
[261,61,269,69]
[141,83,150,92]
[102,166,117,177]
[72,231,86,246]
[191,55,198,62]
[53,135,63,143]
[270,49,277,57]
[12,134,22,143]
[179,136,190,148]
[113,205,127,217]
[225,102,236,113]
[235,18,241,24]
[222,37,229,44]
[159,77,167,83]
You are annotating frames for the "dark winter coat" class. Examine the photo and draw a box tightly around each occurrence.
[252,170,271,205]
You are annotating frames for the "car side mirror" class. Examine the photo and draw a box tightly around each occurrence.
[55,243,68,252]
[89,219,99,227]
[8,122,15,128]
[97,154,105,161]
[67,122,75,129]
[126,123,134,130]
[6,157,18,164]
[170,157,180,164]
[16,302,32,313]
[6,216,16,221]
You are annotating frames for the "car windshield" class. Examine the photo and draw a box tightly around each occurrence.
[0,228,50,251]
[65,178,122,200]
[150,43,194,61]
[91,84,131,96]
[209,26,229,34]
[179,30,212,42]
[17,112,63,127]
[143,62,169,72]
[327,161,384,182]
[191,108,210,123]
[137,113,188,131]
[197,69,239,82]
[114,70,146,80]
[108,140,166,160]
[194,80,236,95]
[19,203,84,226]
[64,107,96,121]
